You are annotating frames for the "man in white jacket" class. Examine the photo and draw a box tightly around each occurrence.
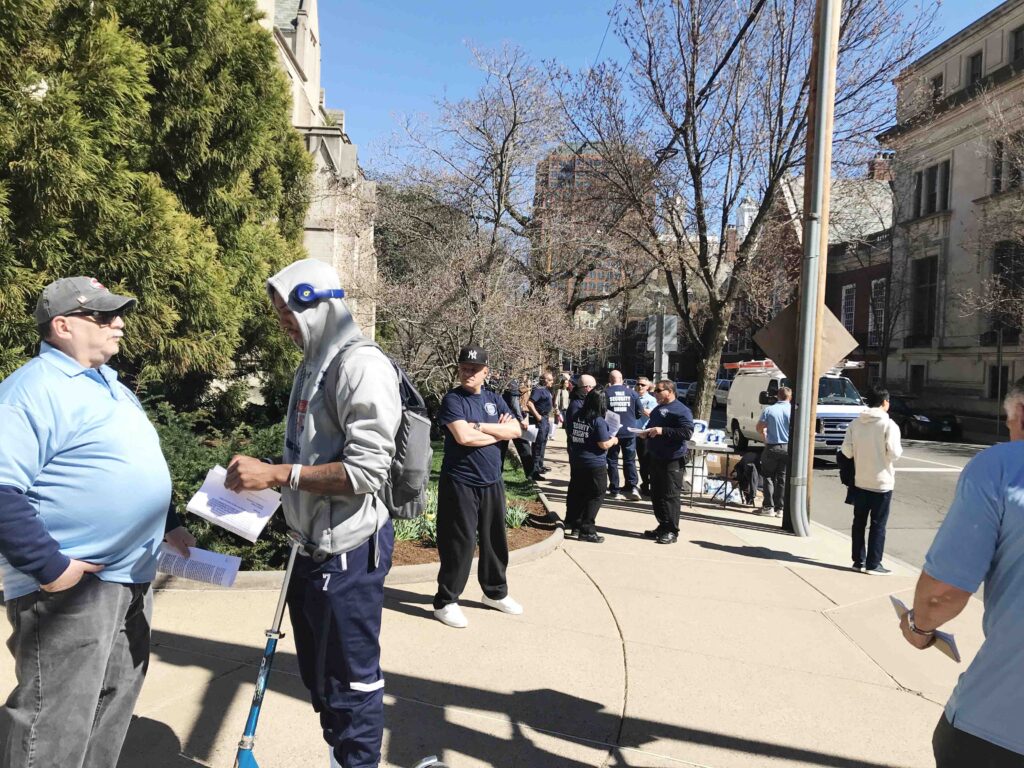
[841,385,902,575]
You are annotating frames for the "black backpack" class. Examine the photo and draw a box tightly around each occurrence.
[321,336,433,519]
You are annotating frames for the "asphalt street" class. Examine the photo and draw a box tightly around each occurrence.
[700,404,985,569]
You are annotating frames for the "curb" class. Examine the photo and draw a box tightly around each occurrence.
[155,492,564,591]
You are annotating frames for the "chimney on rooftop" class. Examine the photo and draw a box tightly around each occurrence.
[867,151,894,181]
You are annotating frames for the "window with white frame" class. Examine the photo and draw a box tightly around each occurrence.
[867,362,881,385]
[868,278,886,347]
[841,284,856,334]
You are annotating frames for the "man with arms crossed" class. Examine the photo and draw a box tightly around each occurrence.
[432,346,524,629]
[0,277,194,767]
[900,378,1024,767]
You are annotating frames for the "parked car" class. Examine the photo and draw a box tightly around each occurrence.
[674,380,691,398]
[684,382,699,406]
[624,378,638,388]
[887,395,963,441]
[712,379,732,408]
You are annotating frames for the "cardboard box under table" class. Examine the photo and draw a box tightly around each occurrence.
[685,441,734,508]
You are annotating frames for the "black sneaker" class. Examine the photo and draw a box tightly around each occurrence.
[851,563,864,573]
[865,565,892,576]
[577,531,605,543]
[643,528,662,539]
[531,472,547,481]
[564,528,578,539]
[656,532,678,545]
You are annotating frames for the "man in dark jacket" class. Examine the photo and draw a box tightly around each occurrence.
[605,369,645,501]
[640,380,695,544]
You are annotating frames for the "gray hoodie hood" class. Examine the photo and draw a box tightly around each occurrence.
[266,259,401,555]
[267,258,360,367]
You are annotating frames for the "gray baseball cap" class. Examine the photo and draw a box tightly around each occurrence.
[34,276,136,325]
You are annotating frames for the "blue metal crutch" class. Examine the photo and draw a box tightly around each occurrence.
[232,533,448,768]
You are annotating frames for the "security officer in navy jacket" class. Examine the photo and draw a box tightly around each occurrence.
[641,380,695,544]
[605,369,645,500]
[526,371,555,480]
[433,346,524,629]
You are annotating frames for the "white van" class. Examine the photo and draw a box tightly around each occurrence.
[725,360,866,451]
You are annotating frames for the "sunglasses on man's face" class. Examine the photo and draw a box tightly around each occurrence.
[64,309,123,326]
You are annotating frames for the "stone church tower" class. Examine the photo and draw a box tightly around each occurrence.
[256,0,378,336]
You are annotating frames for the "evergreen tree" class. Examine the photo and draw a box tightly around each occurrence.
[0,0,310,416]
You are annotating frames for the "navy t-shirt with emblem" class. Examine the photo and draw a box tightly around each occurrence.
[606,384,643,437]
[647,399,695,460]
[569,416,613,468]
[530,386,553,417]
[437,387,512,486]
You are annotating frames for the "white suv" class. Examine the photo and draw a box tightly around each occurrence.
[726,362,865,451]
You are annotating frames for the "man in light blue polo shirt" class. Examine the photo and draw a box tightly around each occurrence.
[0,277,195,768]
[756,385,792,518]
[900,377,1024,765]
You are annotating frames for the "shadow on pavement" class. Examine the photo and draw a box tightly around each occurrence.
[139,629,906,768]
[691,540,854,573]
[117,716,203,767]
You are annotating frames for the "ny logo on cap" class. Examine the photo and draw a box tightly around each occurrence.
[467,350,478,360]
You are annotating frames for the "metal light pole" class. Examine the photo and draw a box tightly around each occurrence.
[786,0,844,536]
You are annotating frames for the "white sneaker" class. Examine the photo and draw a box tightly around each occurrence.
[628,488,643,501]
[433,603,468,628]
[482,595,523,615]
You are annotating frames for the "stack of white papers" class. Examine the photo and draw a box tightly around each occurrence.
[890,596,961,662]
[186,465,281,542]
[604,411,622,433]
[157,545,242,587]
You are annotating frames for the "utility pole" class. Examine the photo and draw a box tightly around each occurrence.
[786,0,843,537]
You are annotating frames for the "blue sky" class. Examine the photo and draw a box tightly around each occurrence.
[318,0,1006,166]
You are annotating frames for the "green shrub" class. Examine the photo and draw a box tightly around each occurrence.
[505,502,529,529]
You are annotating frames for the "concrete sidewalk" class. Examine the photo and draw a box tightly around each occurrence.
[0,430,983,767]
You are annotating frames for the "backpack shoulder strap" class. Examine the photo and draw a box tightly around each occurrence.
[321,335,381,431]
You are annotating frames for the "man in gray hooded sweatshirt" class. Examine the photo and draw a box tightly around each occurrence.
[226,259,401,768]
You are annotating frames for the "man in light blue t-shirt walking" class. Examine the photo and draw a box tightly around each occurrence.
[900,377,1024,765]
[756,386,792,518]
[0,277,195,768]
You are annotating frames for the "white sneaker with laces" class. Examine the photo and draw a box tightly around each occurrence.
[433,603,468,628]
[482,595,523,615]
[628,488,643,501]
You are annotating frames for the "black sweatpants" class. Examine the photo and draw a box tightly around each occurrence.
[636,435,651,490]
[565,462,607,534]
[434,474,509,609]
[650,455,685,534]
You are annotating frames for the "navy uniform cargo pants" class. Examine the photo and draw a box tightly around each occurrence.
[287,520,395,768]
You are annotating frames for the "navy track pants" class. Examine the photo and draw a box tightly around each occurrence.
[287,519,394,768]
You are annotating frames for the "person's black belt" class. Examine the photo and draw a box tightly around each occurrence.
[766,442,788,447]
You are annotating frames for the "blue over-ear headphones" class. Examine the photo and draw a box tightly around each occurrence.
[291,283,345,305]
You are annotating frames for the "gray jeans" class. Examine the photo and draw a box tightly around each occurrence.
[3,576,152,768]
[760,444,789,512]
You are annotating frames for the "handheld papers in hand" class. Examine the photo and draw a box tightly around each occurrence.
[186,465,281,542]
[890,596,961,663]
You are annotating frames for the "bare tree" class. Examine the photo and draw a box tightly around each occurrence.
[550,0,934,418]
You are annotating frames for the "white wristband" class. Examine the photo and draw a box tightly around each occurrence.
[288,463,302,491]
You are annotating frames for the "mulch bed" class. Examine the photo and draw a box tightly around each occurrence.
[392,500,554,567]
